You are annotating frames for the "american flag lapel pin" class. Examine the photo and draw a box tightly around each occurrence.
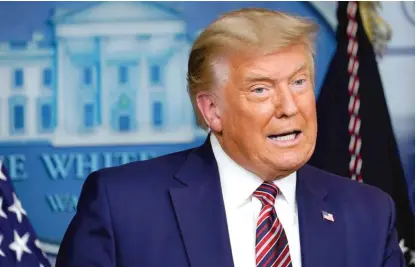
[322,211,335,222]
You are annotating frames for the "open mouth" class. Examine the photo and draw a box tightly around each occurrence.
[268,130,301,142]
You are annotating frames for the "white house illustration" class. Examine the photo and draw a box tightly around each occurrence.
[0,2,207,146]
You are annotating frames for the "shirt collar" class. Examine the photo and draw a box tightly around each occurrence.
[210,134,297,216]
[272,171,297,218]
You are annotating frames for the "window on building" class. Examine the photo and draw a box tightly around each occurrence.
[84,104,94,128]
[8,96,26,135]
[119,115,130,132]
[36,98,54,133]
[13,69,24,88]
[43,68,52,87]
[13,105,24,131]
[153,101,163,127]
[41,104,52,130]
[83,67,93,86]
[119,65,128,85]
[150,65,161,86]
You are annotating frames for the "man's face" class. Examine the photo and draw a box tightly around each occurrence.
[215,44,317,180]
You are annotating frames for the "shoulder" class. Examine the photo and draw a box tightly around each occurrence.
[302,164,394,215]
[82,147,195,191]
[301,165,404,262]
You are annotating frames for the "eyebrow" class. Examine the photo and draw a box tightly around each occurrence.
[289,62,308,77]
[243,62,308,84]
[243,74,275,84]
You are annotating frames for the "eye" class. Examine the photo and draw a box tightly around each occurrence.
[293,79,306,86]
[248,85,271,101]
[252,87,267,94]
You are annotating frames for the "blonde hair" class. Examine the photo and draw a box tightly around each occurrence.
[187,8,319,130]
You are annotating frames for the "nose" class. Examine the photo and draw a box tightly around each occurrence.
[273,85,299,118]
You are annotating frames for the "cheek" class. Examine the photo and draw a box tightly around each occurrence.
[302,103,317,138]
[299,92,316,120]
[222,88,274,134]
[247,100,277,125]
[304,103,317,122]
[229,98,270,126]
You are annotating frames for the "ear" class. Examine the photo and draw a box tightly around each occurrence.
[196,91,222,132]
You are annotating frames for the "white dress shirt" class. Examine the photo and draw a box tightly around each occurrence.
[210,134,302,267]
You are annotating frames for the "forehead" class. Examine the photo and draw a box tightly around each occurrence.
[233,44,311,80]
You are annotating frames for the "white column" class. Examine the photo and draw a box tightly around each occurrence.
[25,66,39,137]
[56,41,66,134]
[139,53,150,132]
[98,37,109,134]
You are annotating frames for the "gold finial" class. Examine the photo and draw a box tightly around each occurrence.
[359,1,392,57]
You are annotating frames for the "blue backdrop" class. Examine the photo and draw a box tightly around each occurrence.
[0,1,413,262]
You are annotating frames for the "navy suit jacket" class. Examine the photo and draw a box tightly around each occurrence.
[56,137,405,267]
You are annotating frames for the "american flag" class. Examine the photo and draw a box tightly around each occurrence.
[322,211,334,222]
[0,160,51,267]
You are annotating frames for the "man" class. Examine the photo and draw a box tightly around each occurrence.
[56,8,405,267]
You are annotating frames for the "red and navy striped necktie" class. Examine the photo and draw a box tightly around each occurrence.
[253,182,292,267]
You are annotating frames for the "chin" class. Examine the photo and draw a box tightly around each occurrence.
[276,162,303,173]
[273,153,308,173]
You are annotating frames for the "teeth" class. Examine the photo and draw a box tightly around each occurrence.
[270,133,297,141]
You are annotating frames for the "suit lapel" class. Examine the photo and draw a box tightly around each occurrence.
[296,165,346,267]
[169,137,234,267]
[169,138,347,267]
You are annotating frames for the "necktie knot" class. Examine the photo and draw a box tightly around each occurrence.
[253,182,280,206]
